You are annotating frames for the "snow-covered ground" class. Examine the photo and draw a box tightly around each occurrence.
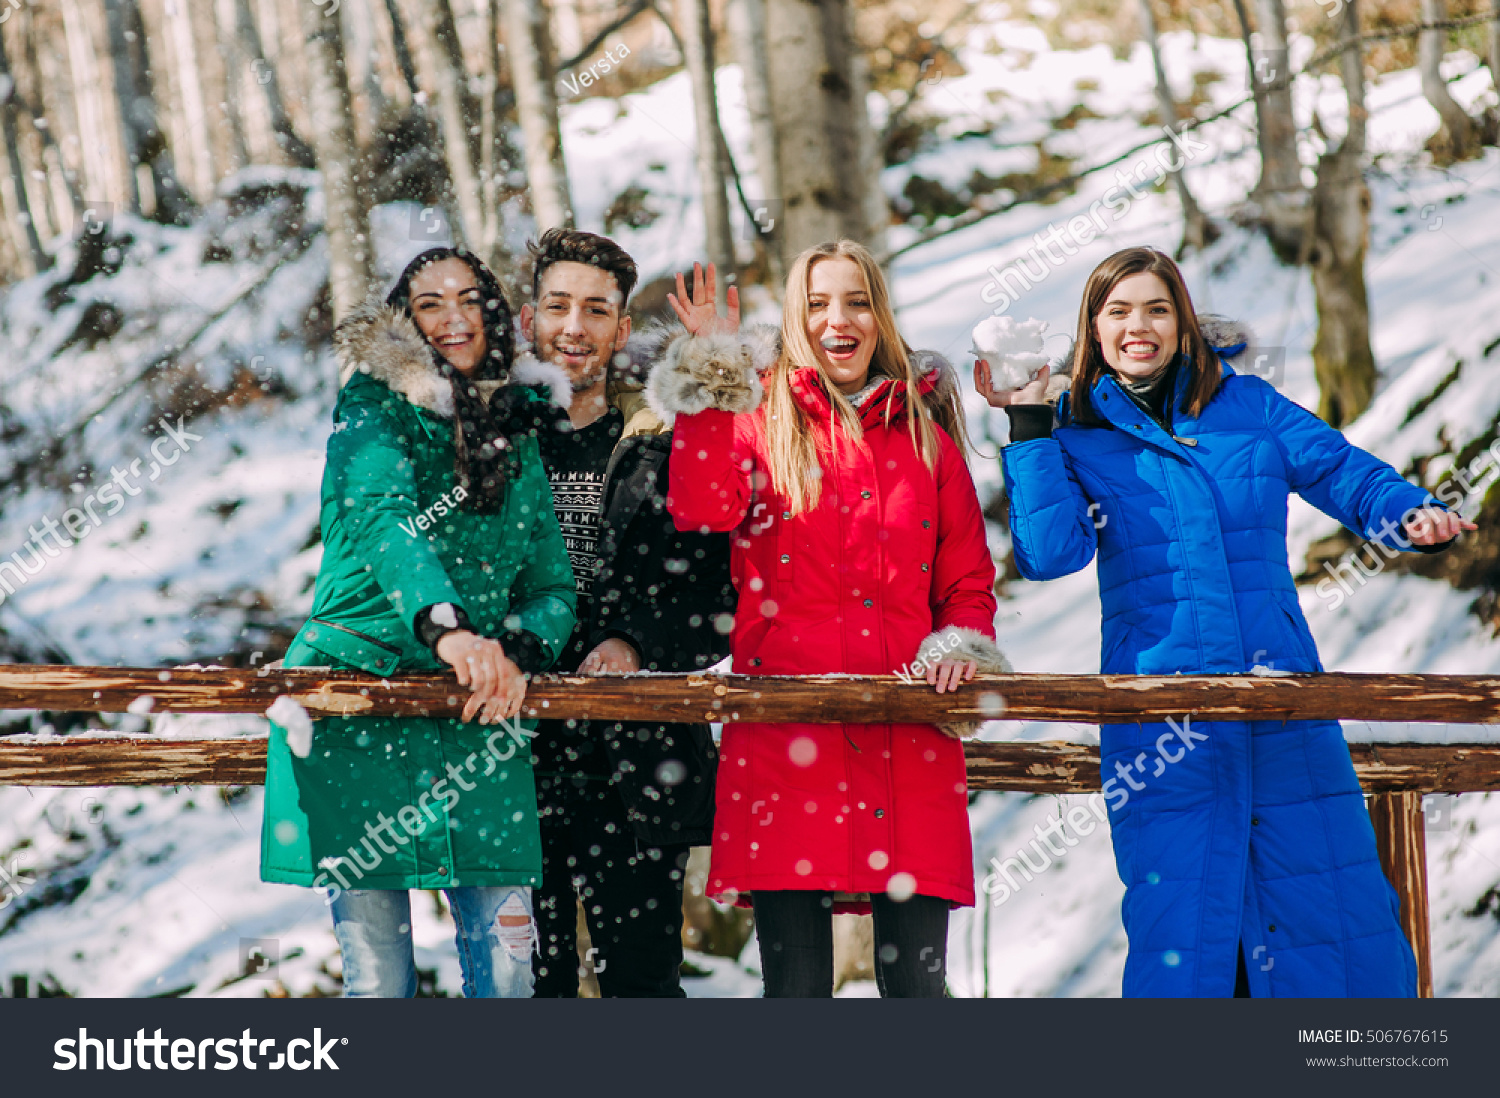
[2,22,1499,996]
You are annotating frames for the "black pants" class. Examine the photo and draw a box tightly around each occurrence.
[751,890,950,998]
[532,777,691,998]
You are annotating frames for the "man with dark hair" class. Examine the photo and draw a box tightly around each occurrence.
[520,227,734,997]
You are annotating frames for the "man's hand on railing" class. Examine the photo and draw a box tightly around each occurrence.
[434,631,526,724]
[577,637,641,675]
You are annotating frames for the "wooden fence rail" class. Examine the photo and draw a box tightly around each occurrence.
[3,665,1498,999]
[2,665,1500,724]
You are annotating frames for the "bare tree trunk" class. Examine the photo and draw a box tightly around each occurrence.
[1491,0,1500,101]
[212,0,252,172]
[847,30,888,258]
[343,0,388,146]
[404,0,483,245]
[1418,0,1478,162]
[762,0,871,264]
[550,0,582,59]
[105,0,195,222]
[301,0,375,321]
[188,0,241,181]
[676,0,735,304]
[60,0,128,214]
[1309,0,1374,428]
[381,0,422,99]
[503,0,573,231]
[157,0,213,197]
[1240,0,1307,259]
[0,30,49,272]
[27,4,85,234]
[1138,0,1215,255]
[725,0,783,283]
[480,0,522,280]
[232,0,317,168]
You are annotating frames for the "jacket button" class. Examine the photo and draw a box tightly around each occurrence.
[920,563,930,572]
[874,808,885,818]
[863,599,873,608]
[860,490,871,499]
[1269,924,1276,932]
[922,520,931,529]
[1251,816,1259,825]
[749,658,761,666]
[780,554,790,564]
[782,511,791,520]
[437,866,448,876]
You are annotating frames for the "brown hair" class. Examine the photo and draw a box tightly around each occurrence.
[527,227,638,308]
[1069,247,1219,424]
[763,240,972,515]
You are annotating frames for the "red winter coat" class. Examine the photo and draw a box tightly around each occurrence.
[667,364,997,909]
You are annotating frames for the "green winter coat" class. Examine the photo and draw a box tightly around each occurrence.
[260,302,577,892]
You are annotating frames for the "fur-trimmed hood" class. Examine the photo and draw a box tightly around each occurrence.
[333,299,573,418]
[1197,314,1254,358]
[639,322,962,427]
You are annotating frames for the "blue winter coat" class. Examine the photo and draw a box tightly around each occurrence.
[1002,354,1430,997]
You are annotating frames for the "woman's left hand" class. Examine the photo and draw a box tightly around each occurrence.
[926,659,977,694]
[1404,506,1476,546]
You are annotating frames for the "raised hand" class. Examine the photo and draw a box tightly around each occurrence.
[667,261,741,338]
[974,358,1050,408]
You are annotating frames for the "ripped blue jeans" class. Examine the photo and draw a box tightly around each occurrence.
[331,886,534,998]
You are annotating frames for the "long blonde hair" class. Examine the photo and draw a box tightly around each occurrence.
[763,240,971,515]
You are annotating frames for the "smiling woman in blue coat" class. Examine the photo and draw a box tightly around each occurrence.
[977,247,1473,998]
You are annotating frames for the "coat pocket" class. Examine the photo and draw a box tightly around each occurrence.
[1273,597,1323,671]
[301,618,404,676]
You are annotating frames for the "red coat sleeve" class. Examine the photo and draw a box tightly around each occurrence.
[666,408,758,533]
[930,431,998,638]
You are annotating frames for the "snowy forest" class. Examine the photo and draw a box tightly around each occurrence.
[1,0,1500,997]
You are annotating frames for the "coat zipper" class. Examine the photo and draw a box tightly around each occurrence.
[308,617,403,654]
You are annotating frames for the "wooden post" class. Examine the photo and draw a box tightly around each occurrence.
[1368,791,1434,998]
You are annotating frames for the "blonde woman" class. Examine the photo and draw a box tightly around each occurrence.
[646,245,1007,997]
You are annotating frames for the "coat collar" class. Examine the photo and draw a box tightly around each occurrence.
[786,350,950,428]
[333,299,572,419]
[1085,354,1236,457]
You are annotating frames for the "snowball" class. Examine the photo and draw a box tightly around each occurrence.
[127,695,155,715]
[1249,664,1293,678]
[971,316,1051,390]
[266,696,315,758]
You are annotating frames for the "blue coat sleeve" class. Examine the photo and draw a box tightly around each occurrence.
[1262,381,1437,549]
[1000,435,1099,580]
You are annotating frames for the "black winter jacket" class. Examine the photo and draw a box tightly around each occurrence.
[535,401,734,847]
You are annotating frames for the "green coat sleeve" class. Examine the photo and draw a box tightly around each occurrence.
[325,387,467,632]
[503,453,577,667]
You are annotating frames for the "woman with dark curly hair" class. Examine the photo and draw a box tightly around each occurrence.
[260,247,577,997]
